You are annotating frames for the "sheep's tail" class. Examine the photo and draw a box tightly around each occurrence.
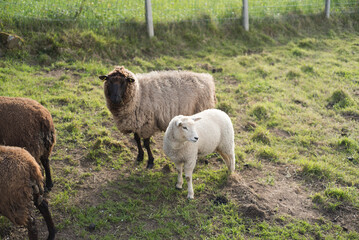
[41,119,56,154]
[29,161,45,206]
[213,92,217,105]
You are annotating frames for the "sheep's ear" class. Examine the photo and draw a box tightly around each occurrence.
[99,75,108,81]
[127,77,135,83]
[176,120,182,127]
[193,117,201,122]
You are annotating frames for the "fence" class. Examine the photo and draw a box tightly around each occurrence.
[0,0,358,36]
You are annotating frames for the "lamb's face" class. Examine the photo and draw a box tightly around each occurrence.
[99,66,136,104]
[175,117,201,143]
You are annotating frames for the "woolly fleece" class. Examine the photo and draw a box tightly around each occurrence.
[0,96,56,190]
[103,66,217,139]
[0,145,43,225]
[163,109,235,199]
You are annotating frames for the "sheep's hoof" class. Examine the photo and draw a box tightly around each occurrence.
[44,185,53,193]
[187,196,194,200]
[175,185,182,190]
[136,155,144,162]
[146,162,154,169]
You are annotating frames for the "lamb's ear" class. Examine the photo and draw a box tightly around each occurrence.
[99,75,108,81]
[193,117,201,122]
[176,121,182,127]
[175,118,183,127]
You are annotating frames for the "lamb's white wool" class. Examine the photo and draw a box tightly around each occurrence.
[163,109,235,199]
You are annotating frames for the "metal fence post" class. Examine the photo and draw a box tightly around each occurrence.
[243,0,249,31]
[145,0,154,37]
[325,0,330,18]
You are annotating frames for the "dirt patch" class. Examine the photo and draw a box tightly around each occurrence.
[223,162,359,231]
[318,203,359,232]
[269,128,292,138]
[224,164,322,222]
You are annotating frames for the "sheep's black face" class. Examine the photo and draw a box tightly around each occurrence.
[100,66,135,105]
[102,75,135,104]
[106,78,128,104]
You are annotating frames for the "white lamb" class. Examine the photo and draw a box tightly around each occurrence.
[163,109,235,199]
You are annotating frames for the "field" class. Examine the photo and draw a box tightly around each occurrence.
[1,3,359,240]
[1,0,357,30]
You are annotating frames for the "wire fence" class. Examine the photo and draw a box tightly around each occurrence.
[1,0,358,31]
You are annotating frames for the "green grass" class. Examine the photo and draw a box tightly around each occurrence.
[1,0,358,33]
[1,6,359,240]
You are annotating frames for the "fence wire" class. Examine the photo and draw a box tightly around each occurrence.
[0,0,358,30]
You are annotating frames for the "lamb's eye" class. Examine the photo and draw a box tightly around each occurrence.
[183,127,188,130]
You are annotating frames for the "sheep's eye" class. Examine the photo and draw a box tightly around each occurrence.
[183,127,188,130]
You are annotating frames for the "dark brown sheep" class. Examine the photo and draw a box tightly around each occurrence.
[99,66,216,169]
[0,97,56,191]
[0,145,56,240]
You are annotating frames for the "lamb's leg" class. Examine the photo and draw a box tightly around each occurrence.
[40,156,53,192]
[144,138,154,169]
[184,161,196,199]
[175,162,184,189]
[134,133,144,162]
[27,216,38,240]
[36,199,56,240]
[218,150,235,173]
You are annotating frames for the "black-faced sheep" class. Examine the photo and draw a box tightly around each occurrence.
[0,96,56,191]
[0,145,56,240]
[99,66,216,169]
[163,109,235,199]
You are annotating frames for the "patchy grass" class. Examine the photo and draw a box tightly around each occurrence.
[1,12,359,240]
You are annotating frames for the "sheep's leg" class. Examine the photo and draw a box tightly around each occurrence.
[134,133,144,162]
[144,138,154,169]
[40,156,53,192]
[36,199,56,240]
[218,150,235,173]
[175,162,184,189]
[184,161,196,199]
[27,216,38,240]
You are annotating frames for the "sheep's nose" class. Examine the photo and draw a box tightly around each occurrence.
[194,137,199,141]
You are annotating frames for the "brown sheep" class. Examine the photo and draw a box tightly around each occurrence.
[99,66,216,169]
[0,96,56,191]
[0,145,56,240]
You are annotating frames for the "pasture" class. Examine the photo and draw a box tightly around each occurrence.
[1,4,359,239]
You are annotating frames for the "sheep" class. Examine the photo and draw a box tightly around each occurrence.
[0,145,56,240]
[163,109,235,199]
[0,96,56,191]
[99,66,216,169]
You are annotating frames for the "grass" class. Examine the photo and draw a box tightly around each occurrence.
[1,0,358,32]
[1,3,359,240]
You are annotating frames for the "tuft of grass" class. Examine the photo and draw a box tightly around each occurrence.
[250,104,270,121]
[300,160,332,180]
[312,185,359,211]
[251,126,272,145]
[337,137,358,151]
[286,70,301,80]
[327,90,354,109]
[217,101,235,115]
[291,47,306,57]
[256,146,278,162]
[300,65,315,74]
